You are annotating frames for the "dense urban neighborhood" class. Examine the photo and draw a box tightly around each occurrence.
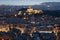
[0,2,60,40]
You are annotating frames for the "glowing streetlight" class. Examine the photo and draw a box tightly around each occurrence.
[14,14,17,17]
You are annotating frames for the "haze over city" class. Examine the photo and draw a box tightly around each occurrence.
[0,0,60,5]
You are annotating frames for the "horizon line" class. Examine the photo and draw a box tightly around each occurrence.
[0,2,60,6]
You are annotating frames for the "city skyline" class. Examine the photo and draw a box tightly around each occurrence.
[0,0,60,5]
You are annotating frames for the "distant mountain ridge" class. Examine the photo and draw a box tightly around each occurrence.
[0,2,60,10]
[32,2,60,10]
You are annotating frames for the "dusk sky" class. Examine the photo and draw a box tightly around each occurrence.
[0,0,60,5]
